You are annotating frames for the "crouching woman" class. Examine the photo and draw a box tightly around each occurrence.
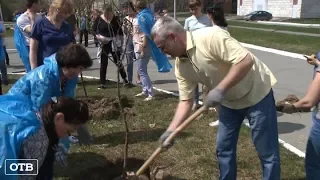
[0,96,90,180]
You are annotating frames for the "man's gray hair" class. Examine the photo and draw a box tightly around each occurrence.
[151,16,185,41]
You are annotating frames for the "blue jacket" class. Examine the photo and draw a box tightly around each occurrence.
[137,8,172,73]
[7,54,78,112]
[0,94,41,180]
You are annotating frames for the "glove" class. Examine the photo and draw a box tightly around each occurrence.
[276,103,297,114]
[76,125,93,145]
[159,131,174,149]
[205,88,225,107]
[54,143,68,167]
[68,135,79,144]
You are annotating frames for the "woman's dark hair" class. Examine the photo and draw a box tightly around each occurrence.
[56,44,93,68]
[207,5,228,27]
[189,0,202,9]
[26,0,39,9]
[122,1,135,12]
[103,3,113,13]
[40,97,90,148]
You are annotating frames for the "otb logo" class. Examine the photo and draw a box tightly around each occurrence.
[5,159,38,175]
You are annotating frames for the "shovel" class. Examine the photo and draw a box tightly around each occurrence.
[135,105,208,176]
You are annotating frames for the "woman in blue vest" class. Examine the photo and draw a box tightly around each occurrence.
[132,0,172,101]
[8,44,92,113]
[0,95,90,180]
[278,52,320,179]
[7,44,93,179]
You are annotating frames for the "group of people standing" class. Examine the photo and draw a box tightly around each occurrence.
[3,0,320,179]
[90,0,171,101]
[0,0,172,178]
[150,1,320,180]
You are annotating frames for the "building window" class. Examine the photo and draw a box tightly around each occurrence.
[240,0,243,6]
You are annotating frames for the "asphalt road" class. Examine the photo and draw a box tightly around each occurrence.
[4,36,313,153]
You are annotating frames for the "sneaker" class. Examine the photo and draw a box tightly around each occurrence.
[98,84,107,89]
[135,92,147,97]
[209,120,220,127]
[143,96,153,101]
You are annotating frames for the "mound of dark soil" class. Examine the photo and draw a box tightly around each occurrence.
[79,96,135,120]
[276,94,300,106]
[71,158,150,180]
[276,94,310,113]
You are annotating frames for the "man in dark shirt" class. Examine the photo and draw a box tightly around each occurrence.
[78,13,89,47]
[92,4,129,89]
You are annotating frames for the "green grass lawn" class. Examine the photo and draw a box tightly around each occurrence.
[3,76,305,180]
[228,20,320,34]
[5,29,13,37]
[178,19,320,55]
[284,18,320,24]
[228,28,320,55]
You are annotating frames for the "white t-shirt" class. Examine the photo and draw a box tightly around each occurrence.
[184,15,212,31]
[16,12,42,45]
[128,16,143,52]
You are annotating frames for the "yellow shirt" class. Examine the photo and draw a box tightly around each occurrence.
[175,26,277,109]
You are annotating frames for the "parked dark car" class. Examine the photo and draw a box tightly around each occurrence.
[244,11,273,21]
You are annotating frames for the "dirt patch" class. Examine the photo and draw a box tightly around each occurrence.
[276,94,310,113]
[79,96,135,120]
[276,94,300,106]
[70,158,151,180]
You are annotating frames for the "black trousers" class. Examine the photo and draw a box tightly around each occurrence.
[100,43,127,85]
[79,29,88,47]
[3,46,9,65]
[93,36,99,47]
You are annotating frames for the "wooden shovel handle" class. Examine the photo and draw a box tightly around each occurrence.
[136,105,208,176]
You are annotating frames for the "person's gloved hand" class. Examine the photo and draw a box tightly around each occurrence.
[68,135,79,144]
[54,143,68,167]
[159,131,174,149]
[77,125,93,145]
[205,88,225,107]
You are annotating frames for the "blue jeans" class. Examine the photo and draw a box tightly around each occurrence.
[305,110,320,179]
[135,50,153,96]
[194,84,199,104]
[217,89,280,180]
[126,37,134,83]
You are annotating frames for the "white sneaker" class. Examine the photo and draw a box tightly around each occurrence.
[135,92,147,97]
[209,120,220,127]
[143,96,153,101]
